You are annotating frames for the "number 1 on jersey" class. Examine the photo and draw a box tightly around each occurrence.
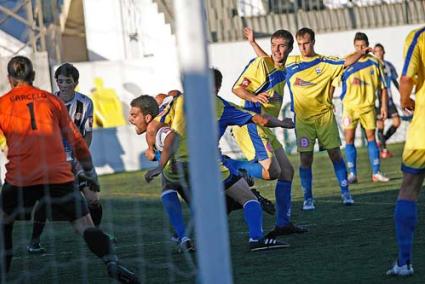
[26,102,37,130]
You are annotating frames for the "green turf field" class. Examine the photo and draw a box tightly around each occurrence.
[6,142,425,283]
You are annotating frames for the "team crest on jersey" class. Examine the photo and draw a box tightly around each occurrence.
[299,137,310,148]
[240,78,251,88]
[370,70,375,75]
[315,67,321,74]
[343,116,351,127]
[294,78,315,87]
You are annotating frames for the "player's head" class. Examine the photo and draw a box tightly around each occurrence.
[211,68,223,94]
[129,95,159,135]
[155,93,167,106]
[7,56,35,86]
[296,27,315,57]
[168,90,182,97]
[270,30,293,65]
[353,32,369,53]
[373,43,385,60]
[55,63,79,95]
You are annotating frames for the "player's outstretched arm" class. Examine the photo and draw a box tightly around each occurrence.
[399,76,415,113]
[379,88,388,120]
[244,27,269,57]
[233,87,269,104]
[344,47,372,67]
[252,114,294,129]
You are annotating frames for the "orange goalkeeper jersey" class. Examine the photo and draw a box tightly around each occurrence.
[0,84,90,186]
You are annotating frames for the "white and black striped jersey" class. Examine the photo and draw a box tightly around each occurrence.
[56,91,94,160]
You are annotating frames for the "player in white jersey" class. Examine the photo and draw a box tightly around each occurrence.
[27,63,103,253]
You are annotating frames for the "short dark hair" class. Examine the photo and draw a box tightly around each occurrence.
[7,56,34,82]
[55,63,79,82]
[130,95,159,118]
[354,32,369,46]
[374,43,385,51]
[296,27,315,41]
[271,30,294,49]
[211,68,223,90]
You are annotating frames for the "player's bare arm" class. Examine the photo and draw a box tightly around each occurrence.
[399,76,416,112]
[244,27,268,57]
[145,120,164,161]
[380,87,388,120]
[233,87,269,104]
[344,47,373,67]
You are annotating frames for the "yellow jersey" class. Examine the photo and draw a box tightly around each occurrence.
[233,56,286,117]
[286,54,345,121]
[402,27,425,149]
[337,55,386,112]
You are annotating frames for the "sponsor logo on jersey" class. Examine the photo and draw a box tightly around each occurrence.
[294,78,315,87]
[315,67,321,74]
[351,77,369,86]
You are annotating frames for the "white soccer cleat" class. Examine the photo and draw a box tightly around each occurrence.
[341,191,354,206]
[347,173,358,184]
[372,172,390,183]
[302,198,315,211]
[386,261,414,277]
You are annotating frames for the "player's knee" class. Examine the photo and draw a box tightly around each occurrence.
[280,164,294,181]
[393,117,401,128]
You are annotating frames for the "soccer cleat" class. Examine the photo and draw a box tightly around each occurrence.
[347,173,358,184]
[341,191,354,206]
[266,223,308,238]
[239,169,255,187]
[302,198,315,211]
[249,238,290,252]
[27,242,46,254]
[251,188,275,215]
[177,237,195,253]
[380,149,393,159]
[386,261,414,277]
[171,233,179,243]
[372,172,390,183]
[106,261,141,284]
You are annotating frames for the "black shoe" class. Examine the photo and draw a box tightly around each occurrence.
[177,237,196,253]
[249,238,290,252]
[266,223,308,238]
[27,242,46,254]
[238,169,255,187]
[251,188,275,215]
[106,261,140,284]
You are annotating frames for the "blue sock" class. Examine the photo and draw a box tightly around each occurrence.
[332,159,349,194]
[222,157,263,179]
[395,199,417,266]
[275,180,292,227]
[345,144,357,175]
[161,190,186,240]
[243,200,263,240]
[367,141,380,174]
[299,167,312,200]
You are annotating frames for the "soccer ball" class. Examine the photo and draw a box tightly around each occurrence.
[155,126,173,151]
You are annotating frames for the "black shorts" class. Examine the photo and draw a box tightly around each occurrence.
[1,182,89,222]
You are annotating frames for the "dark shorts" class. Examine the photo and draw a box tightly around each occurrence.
[1,182,89,222]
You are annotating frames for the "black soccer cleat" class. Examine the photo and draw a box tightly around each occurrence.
[266,223,308,238]
[27,242,46,254]
[249,238,290,252]
[106,261,140,284]
[238,169,255,187]
[251,188,275,215]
